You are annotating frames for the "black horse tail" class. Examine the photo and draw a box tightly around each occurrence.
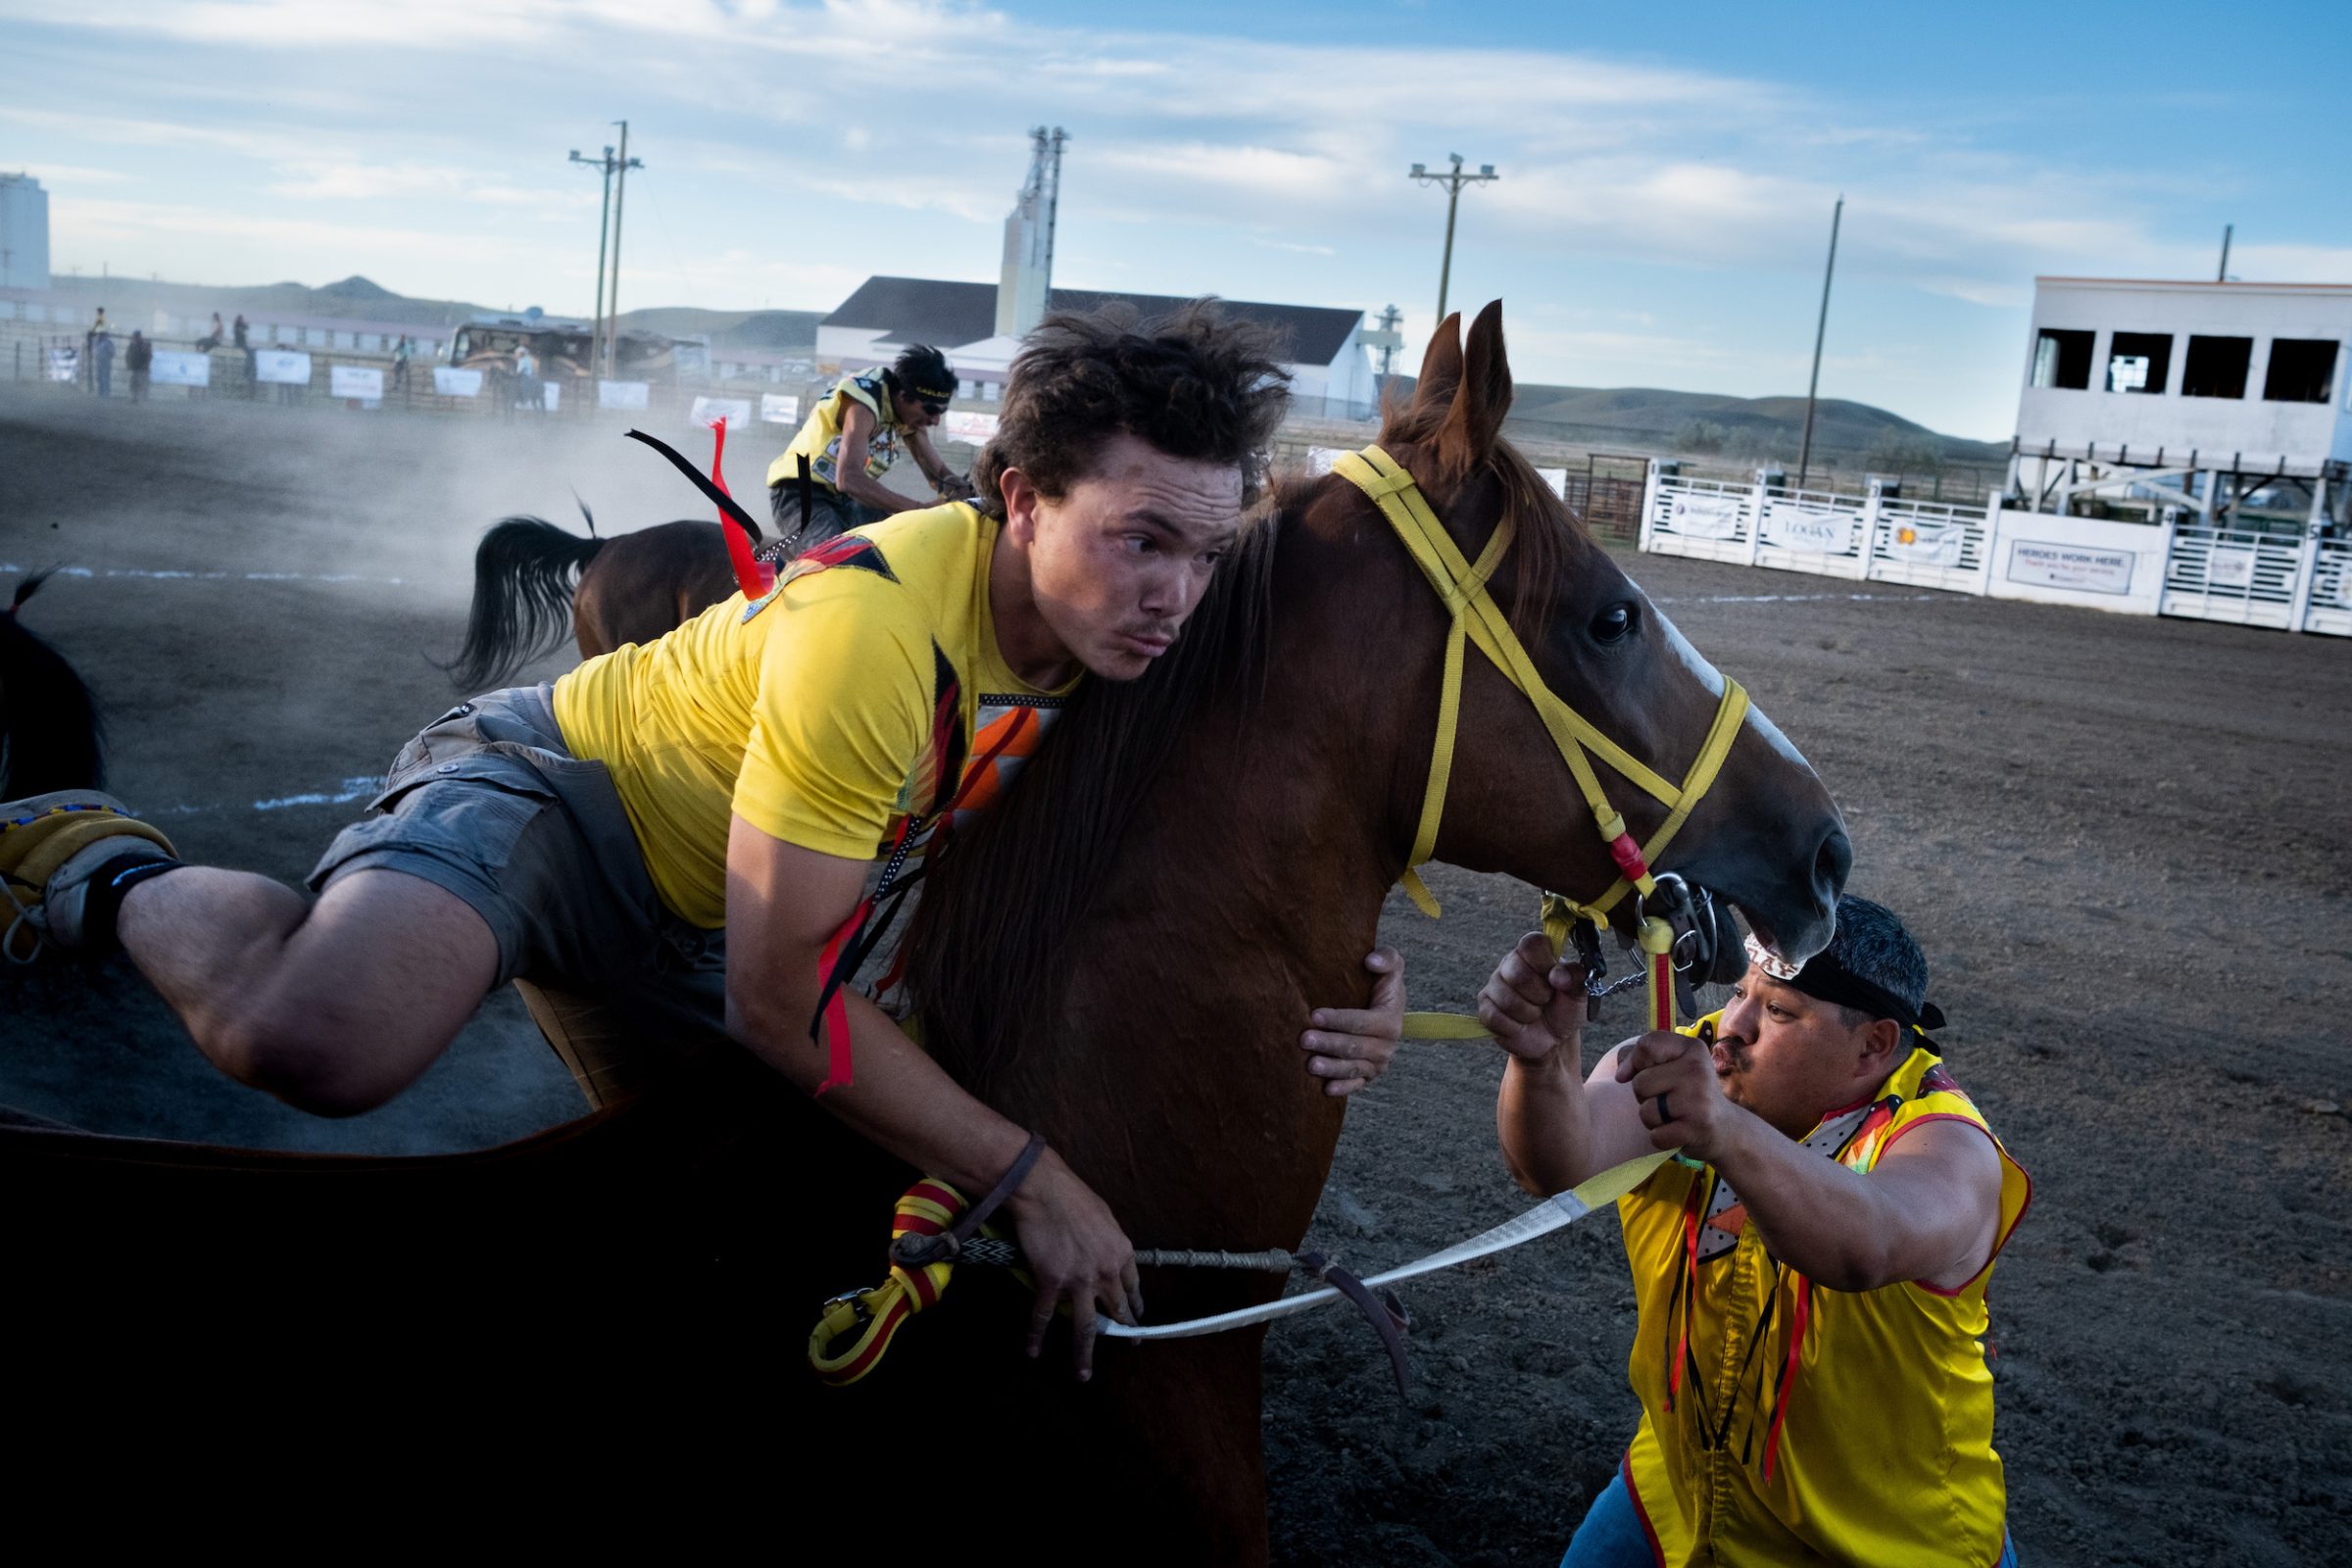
[0,570,106,798]
[442,511,607,692]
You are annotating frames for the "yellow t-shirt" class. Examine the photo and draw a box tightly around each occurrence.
[766,368,905,493]
[550,503,1075,928]
[1616,1034,2032,1565]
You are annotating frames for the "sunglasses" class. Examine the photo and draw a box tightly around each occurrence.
[917,397,951,416]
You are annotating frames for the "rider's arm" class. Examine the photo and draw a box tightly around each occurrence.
[831,402,925,515]
[725,822,1140,1374]
[1615,1030,2004,1292]
[906,426,966,495]
[1483,931,1655,1195]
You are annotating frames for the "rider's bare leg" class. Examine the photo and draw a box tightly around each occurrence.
[117,865,498,1116]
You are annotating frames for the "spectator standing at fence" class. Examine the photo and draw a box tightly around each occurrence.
[514,343,540,414]
[232,314,249,349]
[125,330,152,402]
[84,308,107,391]
[392,335,412,395]
[92,328,116,399]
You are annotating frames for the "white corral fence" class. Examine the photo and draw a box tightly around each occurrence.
[2162,528,2304,631]
[2307,538,2352,638]
[1640,463,2346,639]
[1640,475,1760,564]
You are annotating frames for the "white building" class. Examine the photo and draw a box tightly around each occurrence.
[2008,275,2352,532]
[0,172,51,291]
[813,129,1378,419]
[815,277,1378,417]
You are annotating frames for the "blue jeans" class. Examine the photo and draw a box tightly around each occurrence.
[1560,1470,2019,1566]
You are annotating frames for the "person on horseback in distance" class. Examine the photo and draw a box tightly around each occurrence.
[767,343,975,549]
[0,304,1409,1374]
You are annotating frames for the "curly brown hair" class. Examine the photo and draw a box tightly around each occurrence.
[972,300,1292,517]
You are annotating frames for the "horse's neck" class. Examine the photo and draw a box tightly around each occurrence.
[986,531,1420,1251]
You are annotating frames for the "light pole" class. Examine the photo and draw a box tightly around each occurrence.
[569,143,618,376]
[1794,195,1843,494]
[605,121,641,380]
[1409,154,1497,326]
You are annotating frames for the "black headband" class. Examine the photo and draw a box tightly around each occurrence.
[1750,935,1945,1032]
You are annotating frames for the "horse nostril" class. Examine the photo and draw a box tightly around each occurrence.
[1814,826,1853,900]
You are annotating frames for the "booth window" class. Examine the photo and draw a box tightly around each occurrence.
[2105,331,2172,394]
[2262,338,2338,404]
[2031,328,2094,389]
[2181,335,2253,399]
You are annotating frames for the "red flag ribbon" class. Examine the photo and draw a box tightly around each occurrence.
[707,417,773,601]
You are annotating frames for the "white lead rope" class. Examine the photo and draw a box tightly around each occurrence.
[1099,1149,1671,1342]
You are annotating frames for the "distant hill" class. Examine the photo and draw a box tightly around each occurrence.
[1385,375,2007,468]
[614,307,824,353]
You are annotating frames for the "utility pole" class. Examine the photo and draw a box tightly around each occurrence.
[2217,223,2232,283]
[1794,195,1844,493]
[1375,304,1402,381]
[569,142,619,376]
[603,121,643,380]
[1409,154,1497,326]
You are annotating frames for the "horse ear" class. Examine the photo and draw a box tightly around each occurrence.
[1409,313,1465,419]
[1437,300,1513,471]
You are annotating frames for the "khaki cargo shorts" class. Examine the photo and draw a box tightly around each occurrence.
[308,685,728,1107]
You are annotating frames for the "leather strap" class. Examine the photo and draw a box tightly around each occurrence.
[891,1133,1048,1269]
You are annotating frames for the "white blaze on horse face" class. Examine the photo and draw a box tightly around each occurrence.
[1645,591,1725,699]
[1645,590,1814,773]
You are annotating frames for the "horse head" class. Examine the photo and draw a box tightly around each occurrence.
[1306,301,1847,965]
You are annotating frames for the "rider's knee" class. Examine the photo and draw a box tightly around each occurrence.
[208,1004,394,1118]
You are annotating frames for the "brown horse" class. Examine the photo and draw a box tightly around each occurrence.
[441,505,738,691]
[2,306,1845,1553]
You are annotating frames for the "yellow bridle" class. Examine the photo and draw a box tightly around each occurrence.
[1330,444,1750,931]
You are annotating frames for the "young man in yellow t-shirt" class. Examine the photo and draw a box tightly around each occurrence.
[3,305,1408,1372]
[1478,895,2029,1566]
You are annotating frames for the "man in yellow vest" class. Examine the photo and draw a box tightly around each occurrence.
[2,306,1408,1375]
[1479,895,2030,1566]
[767,344,973,549]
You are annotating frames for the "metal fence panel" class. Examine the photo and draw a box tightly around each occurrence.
[2162,527,2303,630]
[1868,495,1993,595]
[1642,475,1757,564]
[1753,487,1870,580]
[2305,537,2352,638]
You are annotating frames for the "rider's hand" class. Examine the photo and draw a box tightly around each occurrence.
[936,471,977,502]
[1004,1150,1141,1380]
[1476,931,1588,1063]
[1299,947,1405,1097]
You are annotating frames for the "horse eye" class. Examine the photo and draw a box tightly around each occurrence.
[1591,602,1637,645]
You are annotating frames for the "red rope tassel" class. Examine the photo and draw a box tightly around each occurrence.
[1666,1191,1700,1412]
[706,417,773,602]
[1762,1275,1813,1483]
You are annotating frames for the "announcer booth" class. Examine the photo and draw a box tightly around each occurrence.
[2003,276,2352,634]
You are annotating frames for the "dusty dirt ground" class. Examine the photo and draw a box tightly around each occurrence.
[3,385,2347,1564]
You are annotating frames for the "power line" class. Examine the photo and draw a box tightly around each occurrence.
[1408,154,1497,326]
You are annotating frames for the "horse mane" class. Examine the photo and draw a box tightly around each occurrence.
[901,515,1280,1086]
[901,405,1589,1089]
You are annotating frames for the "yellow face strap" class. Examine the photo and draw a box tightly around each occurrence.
[1329,444,1747,921]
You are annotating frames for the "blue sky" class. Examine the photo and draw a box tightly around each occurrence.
[4,0,2346,437]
